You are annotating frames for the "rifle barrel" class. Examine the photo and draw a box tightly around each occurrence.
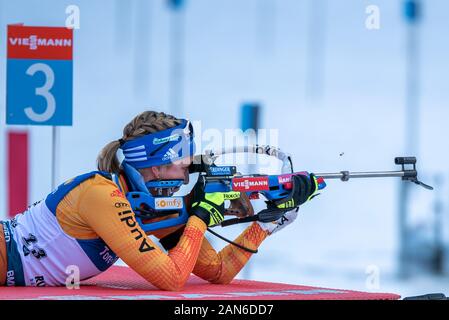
[315,170,408,180]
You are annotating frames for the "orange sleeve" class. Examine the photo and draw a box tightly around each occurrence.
[192,222,268,284]
[77,178,207,291]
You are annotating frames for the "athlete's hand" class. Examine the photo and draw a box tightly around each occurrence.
[257,209,299,236]
[257,173,319,235]
[190,184,225,227]
[273,173,319,210]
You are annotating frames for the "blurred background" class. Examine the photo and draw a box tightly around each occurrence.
[1,0,448,297]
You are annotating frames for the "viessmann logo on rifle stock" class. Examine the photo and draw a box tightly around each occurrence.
[232,177,270,191]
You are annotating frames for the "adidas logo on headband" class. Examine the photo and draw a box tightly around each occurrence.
[162,148,179,161]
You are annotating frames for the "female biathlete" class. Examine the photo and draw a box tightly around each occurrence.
[0,111,318,290]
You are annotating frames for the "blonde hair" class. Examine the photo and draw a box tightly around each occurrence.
[97,111,182,173]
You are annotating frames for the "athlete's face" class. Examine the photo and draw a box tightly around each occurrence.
[157,156,192,185]
[140,156,192,189]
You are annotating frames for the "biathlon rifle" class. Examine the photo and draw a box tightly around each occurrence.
[189,145,433,227]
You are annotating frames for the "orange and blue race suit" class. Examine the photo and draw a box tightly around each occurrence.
[0,171,268,290]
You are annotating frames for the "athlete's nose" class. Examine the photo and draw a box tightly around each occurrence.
[183,169,189,184]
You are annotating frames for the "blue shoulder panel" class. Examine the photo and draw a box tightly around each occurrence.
[45,171,112,215]
[44,171,118,272]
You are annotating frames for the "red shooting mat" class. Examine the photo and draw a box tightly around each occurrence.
[0,266,401,300]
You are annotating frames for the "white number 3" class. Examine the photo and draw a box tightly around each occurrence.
[25,63,56,122]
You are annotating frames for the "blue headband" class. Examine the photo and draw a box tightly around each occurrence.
[120,119,195,169]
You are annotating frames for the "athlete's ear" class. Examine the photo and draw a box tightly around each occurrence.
[138,167,159,181]
[150,166,161,180]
